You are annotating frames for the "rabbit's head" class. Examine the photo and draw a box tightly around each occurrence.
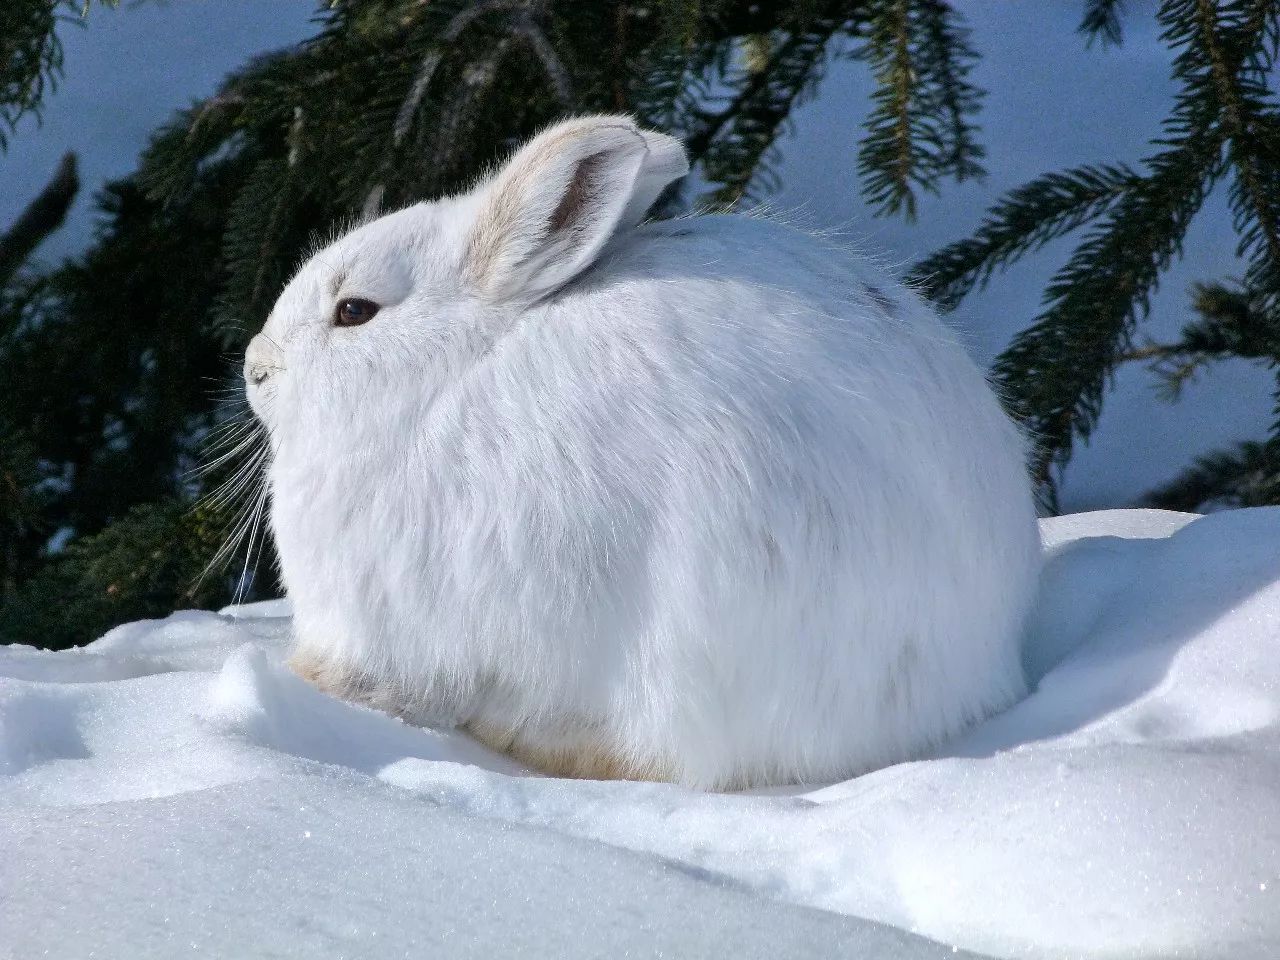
[244,116,688,442]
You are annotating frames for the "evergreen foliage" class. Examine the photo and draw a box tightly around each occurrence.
[0,1,118,152]
[0,151,78,288]
[1080,0,1127,47]
[0,0,987,647]
[8,0,1280,646]
[0,152,79,599]
[857,0,984,218]
[0,501,230,651]
[909,0,1280,511]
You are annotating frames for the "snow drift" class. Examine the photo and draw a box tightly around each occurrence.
[2,508,1279,958]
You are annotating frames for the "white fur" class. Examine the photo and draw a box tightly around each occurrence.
[246,115,1042,790]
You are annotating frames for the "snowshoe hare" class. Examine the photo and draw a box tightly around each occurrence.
[245,115,1041,790]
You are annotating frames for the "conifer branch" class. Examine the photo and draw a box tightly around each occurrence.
[510,11,572,105]
[694,22,843,205]
[421,35,517,193]
[890,0,915,212]
[992,130,1224,488]
[1080,0,1126,46]
[0,152,78,290]
[1146,439,1280,510]
[924,0,1280,503]
[365,0,571,215]
[858,0,985,218]
[860,0,922,219]
[1192,0,1280,293]
[908,163,1138,309]
[0,1,120,151]
[917,0,985,180]
[0,0,993,638]
[681,35,806,166]
[391,0,520,148]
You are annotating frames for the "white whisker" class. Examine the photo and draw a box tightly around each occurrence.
[190,395,274,601]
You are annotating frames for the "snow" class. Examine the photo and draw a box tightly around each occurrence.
[4,509,1280,958]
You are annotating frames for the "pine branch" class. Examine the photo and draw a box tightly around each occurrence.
[860,0,917,217]
[1146,439,1280,510]
[418,34,518,195]
[510,10,572,105]
[992,129,1224,489]
[1188,0,1280,316]
[139,49,298,207]
[909,163,1139,309]
[915,0,985,181]
[216,154,299,346]
[1116,339,1233,405]
[363,0,576,215]
[1070,282,1274,403]
[0,152,78,289]
[0,1,119,152]
[857,0,986,219]
[0,498,238,649]
[923,0,1280,500]
[1242,0,1280,70]
[1113,340,1214,407]
[1177,280,1278,356]
[390,0,519,148]
[1079,0,1126,47]
[0,0,62,152]
[629,30,724,135]
[681,29,818,166]
[695,22,843,205]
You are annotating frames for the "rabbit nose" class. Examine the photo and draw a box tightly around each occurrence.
[245,334,282,386]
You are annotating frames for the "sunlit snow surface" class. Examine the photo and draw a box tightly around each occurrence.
[4,509,1280,959]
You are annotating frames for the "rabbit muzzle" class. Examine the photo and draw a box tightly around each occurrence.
[244,333,286,431]
[244,334,284,387]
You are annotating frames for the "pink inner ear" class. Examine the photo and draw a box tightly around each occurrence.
[465,141,643,302]
[548,152,606,234]
[463,119,687,304]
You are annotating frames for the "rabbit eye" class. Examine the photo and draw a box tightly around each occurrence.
[335,297,379,327]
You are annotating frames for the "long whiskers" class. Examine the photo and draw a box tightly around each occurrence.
[190,383,275,608]
[234,472,273,609]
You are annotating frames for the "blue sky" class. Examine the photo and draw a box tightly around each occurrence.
[0,0,1268,510]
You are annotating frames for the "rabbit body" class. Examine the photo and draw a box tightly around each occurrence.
[249,117,1040,790]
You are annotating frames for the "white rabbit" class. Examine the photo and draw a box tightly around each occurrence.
[245,115,1041,790]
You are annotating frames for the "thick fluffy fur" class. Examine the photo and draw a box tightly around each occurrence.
[246,116,1042,790]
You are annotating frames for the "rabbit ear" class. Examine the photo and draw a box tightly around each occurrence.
[464,116,688,303]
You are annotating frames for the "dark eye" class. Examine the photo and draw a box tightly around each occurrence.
[335,297,379,327]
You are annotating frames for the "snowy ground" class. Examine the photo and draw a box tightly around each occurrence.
[3,508,1280,959]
